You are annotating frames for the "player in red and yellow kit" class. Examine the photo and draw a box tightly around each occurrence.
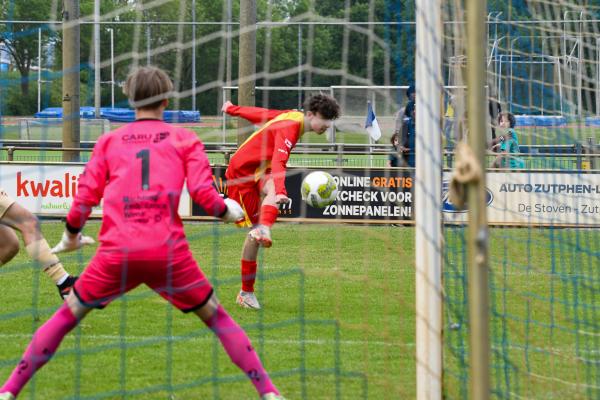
[223,95,340,309]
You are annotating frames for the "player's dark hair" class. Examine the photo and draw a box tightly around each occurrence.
[498,112,516,128]
[406,83,415,99]
[123,66,173,110]
[390,133,399,145]
[304,94,340,120]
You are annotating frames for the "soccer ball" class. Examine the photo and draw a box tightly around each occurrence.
[301,171,338,208]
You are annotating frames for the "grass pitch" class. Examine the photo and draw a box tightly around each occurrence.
[0,222,596,399]
[0,221,413,400]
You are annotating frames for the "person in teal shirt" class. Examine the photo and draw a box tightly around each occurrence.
[491,112,525,169]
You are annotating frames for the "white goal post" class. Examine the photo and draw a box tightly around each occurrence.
[415,0,443,399]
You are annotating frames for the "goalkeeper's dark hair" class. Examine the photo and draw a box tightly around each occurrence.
[304,94,340,120]
[123,66,174,110]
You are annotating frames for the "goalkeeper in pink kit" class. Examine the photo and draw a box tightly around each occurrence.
[0,67,285,400]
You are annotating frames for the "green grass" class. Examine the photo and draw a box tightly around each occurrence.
[0,222,597,399]
[444,227,600,400]
[0,149,391,168]
[0,222,414,400]
[0,122,374,145]
[2,118,599,169]
[0,125,105,142]
[16,119,590,147]
[192,126,375,145]
[3,120,599,170]
[515,126,600,146]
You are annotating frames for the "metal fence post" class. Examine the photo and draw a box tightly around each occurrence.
[575,142,583,170]
[587,137,596,170]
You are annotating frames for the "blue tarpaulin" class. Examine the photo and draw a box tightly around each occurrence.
[34,107,200,123]
[515,115,567,127]
[585,117,600,127]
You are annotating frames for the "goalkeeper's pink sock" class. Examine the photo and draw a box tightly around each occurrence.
[205,305,279,396]
[1,303,78,397]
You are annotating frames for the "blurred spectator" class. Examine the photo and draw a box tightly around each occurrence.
[393,83,415,133]
[406,83,416,104]
[387,133,401,167]
[490,112,525,169]
[444,94,455,148]
[399,102,416,168]
[488,97,502,140]
[391,83,417,168]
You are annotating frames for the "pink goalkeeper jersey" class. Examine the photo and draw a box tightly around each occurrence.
[66,119,226,258]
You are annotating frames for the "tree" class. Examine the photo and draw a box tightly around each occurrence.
[0,0,55,96]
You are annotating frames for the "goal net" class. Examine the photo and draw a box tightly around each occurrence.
[18,118,110,141]
[0,1,598,399]
[0,2,415,399]
[442,1,600,399]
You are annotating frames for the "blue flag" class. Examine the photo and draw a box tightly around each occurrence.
[365,102,382,141]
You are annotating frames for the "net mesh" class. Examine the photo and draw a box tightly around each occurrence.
[0,1,414,399]
[443,1,599,399]
[0,0,598,399]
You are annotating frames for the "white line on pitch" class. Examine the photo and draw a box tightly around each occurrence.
[0,333,412,348]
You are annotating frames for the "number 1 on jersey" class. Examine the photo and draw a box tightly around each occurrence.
[136,149,150,190]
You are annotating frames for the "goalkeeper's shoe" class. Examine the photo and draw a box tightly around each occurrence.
[57,275,78,300]
[236,290,261,310]
[0,392,15,400]
[261,393,287,400]
[248,225,272,248]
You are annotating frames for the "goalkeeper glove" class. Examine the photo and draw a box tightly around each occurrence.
[51,231,95,254]
[221,198,245,223]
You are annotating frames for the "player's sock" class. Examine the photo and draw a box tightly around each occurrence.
[0,303,78,397]
[25,239,68,284]
[258,205,278,227]
[205,305,279,396]
[241,259,257,292]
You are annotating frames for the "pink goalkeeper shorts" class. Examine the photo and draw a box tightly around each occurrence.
[73,251,213,313]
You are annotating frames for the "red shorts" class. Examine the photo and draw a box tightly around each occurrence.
[225,169,270,227]
[73,251,213,313]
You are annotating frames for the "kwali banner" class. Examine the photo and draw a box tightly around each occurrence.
[0,163,192,217]
[193,166,414,222]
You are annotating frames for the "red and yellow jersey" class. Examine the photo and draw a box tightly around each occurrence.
[225,105,304,196]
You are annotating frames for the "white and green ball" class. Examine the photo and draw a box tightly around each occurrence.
[301,171,338,208]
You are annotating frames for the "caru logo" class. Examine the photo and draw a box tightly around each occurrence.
[441,181,493,213]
